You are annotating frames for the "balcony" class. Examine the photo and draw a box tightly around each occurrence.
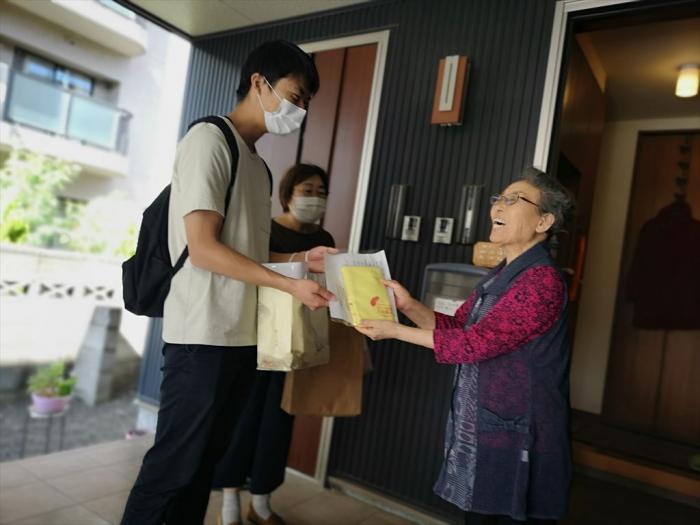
[7,0,148,57]
[0,70,130,178]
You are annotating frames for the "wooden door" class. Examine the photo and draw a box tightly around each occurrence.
[317,44,376,250]
[259,44,377,478]
[603,132,700,445]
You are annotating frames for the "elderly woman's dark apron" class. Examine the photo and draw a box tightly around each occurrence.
[434,243,571,521]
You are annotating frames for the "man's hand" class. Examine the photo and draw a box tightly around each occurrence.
[289,278,335,310]
[306,246,338,273]
[355,320,400,341]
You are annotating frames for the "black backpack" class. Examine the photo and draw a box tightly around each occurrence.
[122,116,240,317]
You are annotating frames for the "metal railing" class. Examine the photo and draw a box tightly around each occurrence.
[4,70,131,154]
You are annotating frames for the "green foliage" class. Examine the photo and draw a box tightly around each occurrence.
[115,222,138,259]
[0,148,81,247]
[66,191,138,257]
[26,362,77,397]
[0,147,137,256]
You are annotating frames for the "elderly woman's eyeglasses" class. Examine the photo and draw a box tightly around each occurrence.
[490,192,539,209]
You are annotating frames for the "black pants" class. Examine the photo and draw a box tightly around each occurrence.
[464,512,556,525]
[121,343,257,525]
[212,370,294,494]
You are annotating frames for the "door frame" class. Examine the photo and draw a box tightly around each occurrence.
[532,0,700,418]
[532,0,639,170]
[531,0,639,415]
[293,29,391,485]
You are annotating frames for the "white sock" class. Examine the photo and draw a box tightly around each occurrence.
[252,493,272,520]
[222,489,240,524]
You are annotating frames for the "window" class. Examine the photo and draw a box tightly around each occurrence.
[17,50,94,96]
[22,55,54,81]
[56,69,93,94]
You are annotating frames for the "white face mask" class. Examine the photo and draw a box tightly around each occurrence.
[257,78,307,135]
[289,196,326,224]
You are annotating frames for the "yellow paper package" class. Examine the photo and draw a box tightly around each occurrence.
[340,266,396,325]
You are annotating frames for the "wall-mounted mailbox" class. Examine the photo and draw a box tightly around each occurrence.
[421,263,489,316]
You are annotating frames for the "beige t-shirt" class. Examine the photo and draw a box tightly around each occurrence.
[163,119,271,346]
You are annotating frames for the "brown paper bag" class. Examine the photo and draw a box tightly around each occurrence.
[281,321,365,416]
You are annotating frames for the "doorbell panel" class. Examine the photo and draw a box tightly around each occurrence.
[433,217,454,244]
[401,215,421,242]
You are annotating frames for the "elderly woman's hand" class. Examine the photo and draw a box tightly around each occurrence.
[355,319,400,341]
[382,279,414,312]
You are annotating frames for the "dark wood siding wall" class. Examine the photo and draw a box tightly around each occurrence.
[176,0,555,519]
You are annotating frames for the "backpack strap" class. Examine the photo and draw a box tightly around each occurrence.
[262,160,273,197]
[173,115,241,273]
[188,115,240,215]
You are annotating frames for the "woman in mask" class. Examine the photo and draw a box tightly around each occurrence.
[213,163,334,525]
[269,163,334,257]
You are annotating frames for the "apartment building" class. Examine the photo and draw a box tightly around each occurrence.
[0,0,190,206]
[0,0,191,401]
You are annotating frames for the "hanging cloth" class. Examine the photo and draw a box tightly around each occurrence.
[627,200,700,329]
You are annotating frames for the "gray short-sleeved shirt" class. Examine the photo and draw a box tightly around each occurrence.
[163,119,271,346]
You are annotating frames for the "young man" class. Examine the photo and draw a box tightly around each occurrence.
[121,40,334,525]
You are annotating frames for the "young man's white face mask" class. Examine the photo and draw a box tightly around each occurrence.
[257,77,307,135]
[289,196,326,224]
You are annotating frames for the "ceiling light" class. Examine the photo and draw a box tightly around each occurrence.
[675,64,699,98]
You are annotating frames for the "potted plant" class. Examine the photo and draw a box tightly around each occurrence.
[26,362,76,414]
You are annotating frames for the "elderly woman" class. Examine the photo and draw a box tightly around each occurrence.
[357,167,574,525]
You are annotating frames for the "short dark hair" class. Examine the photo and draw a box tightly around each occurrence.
[519,166,575,235]
[279,164,329,212]
[237,40,319,100]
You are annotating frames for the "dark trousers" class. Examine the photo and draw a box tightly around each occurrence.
[121,343,257,525]
[212,370,294,494]
[464,513,556,525]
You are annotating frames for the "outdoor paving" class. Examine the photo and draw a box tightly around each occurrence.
[0,391,139,462]
[0,394,417,524]
[1,394,698,524]
[0,436,416,525]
